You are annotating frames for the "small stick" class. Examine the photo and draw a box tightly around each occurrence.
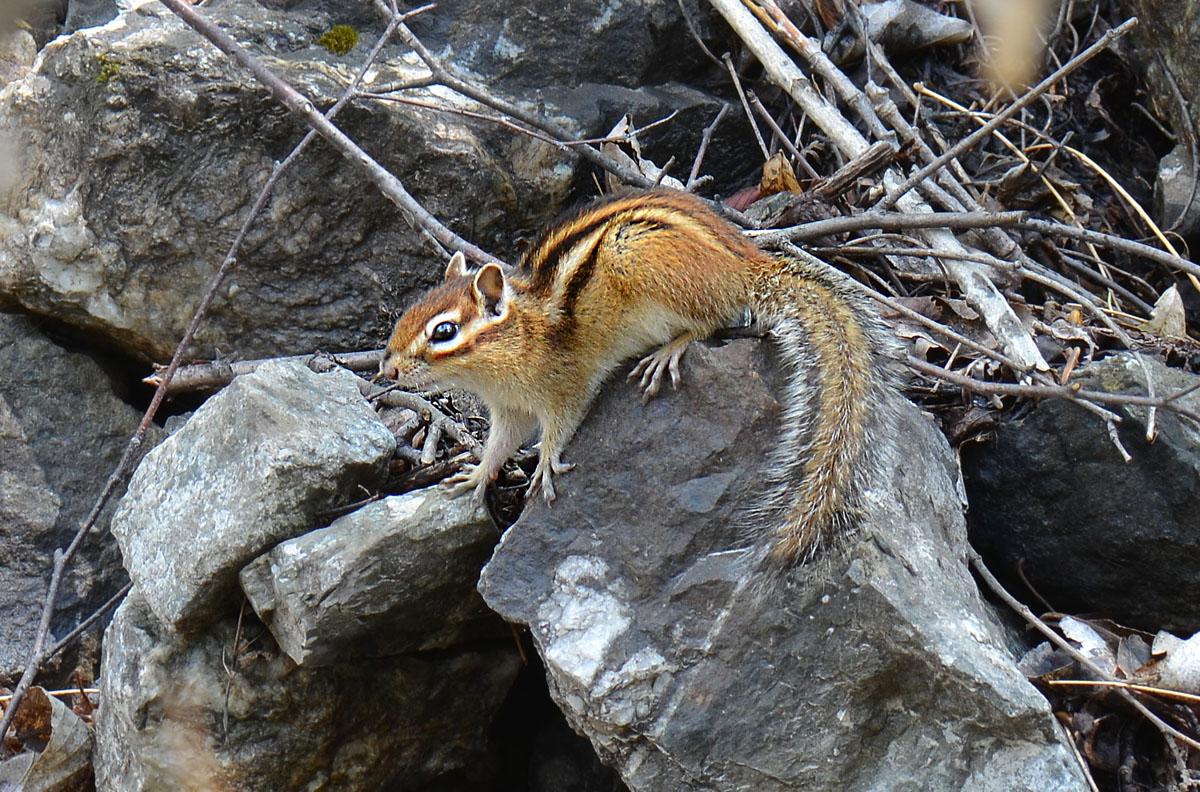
[906,356,1200,425]
[144,349,386,395]
[723,52,770,161]
[812,140,894,197]
[364,385,484,460]
[747,92,819,178]
[687,103,730,190]
[44,582,133,662]
[1047,679,1200,706]
[1018,219,1200,278]
[752,210,1030,244]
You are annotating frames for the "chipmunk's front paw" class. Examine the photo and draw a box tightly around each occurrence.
[443,464,488,506]
[528,455,575,503]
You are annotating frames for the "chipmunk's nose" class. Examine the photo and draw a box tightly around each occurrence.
[379,352,401,381]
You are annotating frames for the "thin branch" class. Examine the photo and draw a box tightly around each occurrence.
[143,349,385,395]
[747,91,819,178]
[1019,218,1200,279]
[723,52,770,161]
[970,551,1200,754]
[752,210,1031,245]
[364,383,484,460]
[687,103,730,190]
[0,4,414,742]
[875,18,1138,210]
[906,356,1200,425]
[45,582,133,662]
[159,0,504,266]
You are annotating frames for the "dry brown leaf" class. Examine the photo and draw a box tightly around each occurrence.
[761,150,802,195]
[1145,284,1187,340]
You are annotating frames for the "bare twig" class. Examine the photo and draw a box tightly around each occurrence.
[364,385,484,460]
[906,356,1200,425]
[1047,679,1200,706]
[812,141,894,198]
[752,210,1030,245]
[760,211,1200,285]
[44,582,133,663]
[1018,218,1200,280]
[143,349,385,396]
[687,103,730,190]
[723,53,770,160]
[747,92,818,177]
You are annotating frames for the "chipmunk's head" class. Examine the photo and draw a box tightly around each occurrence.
[380,252,513,391]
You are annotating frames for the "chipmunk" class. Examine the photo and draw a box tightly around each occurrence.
[380,189,895,564]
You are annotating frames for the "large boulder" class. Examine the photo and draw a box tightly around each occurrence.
[0,0,574,362]
[94,589,520,792]
[0,311,162,680]
[109,360,395,632]
[480,339,1090,791]
[239,488,502,666]
[964,352,1200,633]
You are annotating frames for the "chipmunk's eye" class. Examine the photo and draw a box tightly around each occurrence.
[430,321,459,343]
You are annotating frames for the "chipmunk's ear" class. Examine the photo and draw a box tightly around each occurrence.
[472,263,507,318]
[444,251,469,281]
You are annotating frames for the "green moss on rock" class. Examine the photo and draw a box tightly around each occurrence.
[318,25,359,56]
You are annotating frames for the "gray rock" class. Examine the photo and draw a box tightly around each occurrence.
[0,1,575,362]
[110,360,395,632]
[0,394,60,681]
[480,339,1088,792]
[94,588,521,792]
[62,0,118,33]
[964,352,1200,633]
[0,312,161,680]
[239,488,502,666]
[1153,145,1200,235]
[1120,0,1200,232]
[0,28,36,84]
[406,0,720,91]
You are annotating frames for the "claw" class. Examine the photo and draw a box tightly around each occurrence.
[443,463,488,506]
[629,334,691,403]
[528,454,575,504]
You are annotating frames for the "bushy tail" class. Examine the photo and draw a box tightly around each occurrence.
[754,260,892,564]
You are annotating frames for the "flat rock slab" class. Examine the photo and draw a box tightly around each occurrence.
[480,339,1089,792]
[240,488,501,666]
[110,361,395,632]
